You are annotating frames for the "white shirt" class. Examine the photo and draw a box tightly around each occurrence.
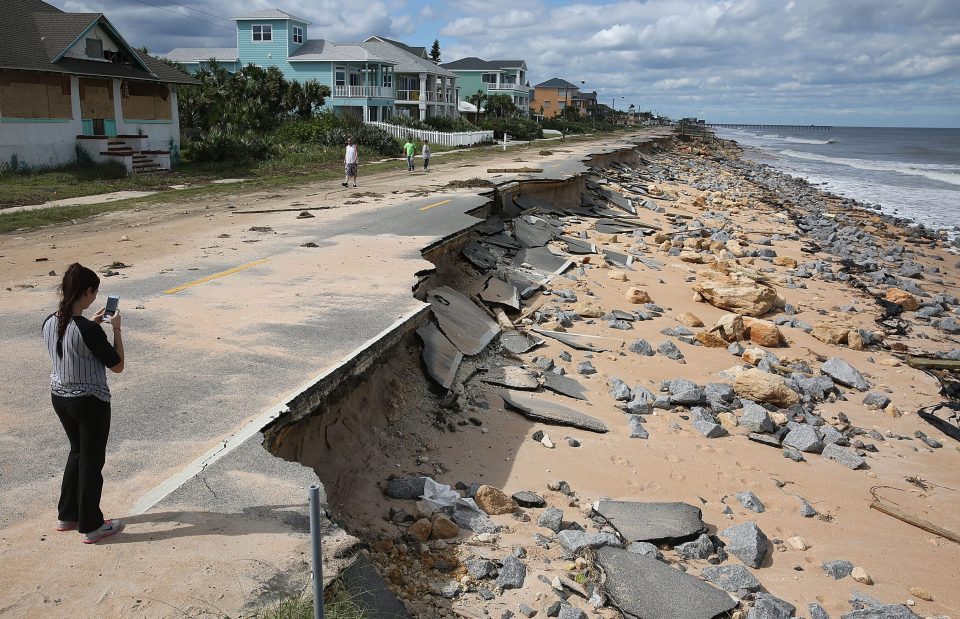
[345,144,358,164]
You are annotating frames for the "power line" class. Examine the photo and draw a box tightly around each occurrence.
[130,0,236,33]
[157,0,233,24]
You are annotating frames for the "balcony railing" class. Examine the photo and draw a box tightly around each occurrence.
[334,85,393,98]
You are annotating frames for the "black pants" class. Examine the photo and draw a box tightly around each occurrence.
[53,394,111,533]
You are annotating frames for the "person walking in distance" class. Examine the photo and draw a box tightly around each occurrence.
[403,136,416,172]
[422,139,431,172]
[42,263,125,544]
[342,136,359,188]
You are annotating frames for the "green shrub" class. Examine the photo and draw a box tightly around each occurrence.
[542,118,615,134]
[479,117,543,141]
[274,116,400,157]
[183,126,276,163]
[423,116,478,132]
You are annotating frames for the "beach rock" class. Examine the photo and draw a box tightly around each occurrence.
[677,312,705,327]
[609,270,629,281]
[658,341,685,360]
[734,369,800,406]
[431,515,460,539]
[577,361,597,375]
[852,567,873,585]
[386,476,425,499]
[787,536,809,551]
[626,541,663,559]
[453,506,500,533]
[748,319,784,347]
[748,592,796,619]
[629,339,655,356]
[556,530,622,553]
[822,443,866,469]
[701,564,762,592]
[862,392,891,410]
[720,521,769,568]
[626,287,652,304]
[496,555,527,590]
[799,499,818,517]
[934,317,960,334]
[884,288,920,311]
[557,608,586,619]
[783,425,824,453]
[511,491,546,508]
[739,402,775,433]
[628,415,649,439]
[715,313,746,341]
[736,491,766,513]
[670,378,705,404]
[466,558,495,579]
[840,605,918,618]
[822,357,870,391]
[812,324,850,345]
[773,256,798,268]
[538,507,563,533]
[693,271,780,317]
[475,485,518,515]
[822,559,854,579]
[408,518,432,541]
[693,419,726,438]
[675,533,714,559]
[696,331,729,347]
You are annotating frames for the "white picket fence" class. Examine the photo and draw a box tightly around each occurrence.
[365,121,494,147]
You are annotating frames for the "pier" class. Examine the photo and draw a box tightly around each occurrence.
[704,123,833,131]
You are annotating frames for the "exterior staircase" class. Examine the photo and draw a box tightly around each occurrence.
[86,135,171,174]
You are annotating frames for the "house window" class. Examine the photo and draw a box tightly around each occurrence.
[543,100,550,107]
[558,102,566,109]
[292,26,303,44]
[382,72,392,88]
[85,38,103,58]
[481,73,497,84]
[335,67,346,87]
[252,25,272,42]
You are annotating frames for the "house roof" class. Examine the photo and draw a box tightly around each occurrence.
[232,8,311,24]
[289,40,393,63]
[352,39,456,76]
[161,48,239,63]
[2,0,196,84]
[366,36,427,59]
[489,60,526,70]
[535,77,579,89]
[573,91,597,101]
[441,57,497,71]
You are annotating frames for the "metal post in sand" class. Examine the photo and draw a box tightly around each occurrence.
[309,483,325,619]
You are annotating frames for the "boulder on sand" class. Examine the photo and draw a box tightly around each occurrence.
[745,318,784,347]
[714,313,746,342]
[884,288,920,312]
[692,271,780,317]
[474,485,518,515]
[734,368,800,406]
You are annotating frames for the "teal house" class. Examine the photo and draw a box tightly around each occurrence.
[163,9,458,121]
[441,58,531,113]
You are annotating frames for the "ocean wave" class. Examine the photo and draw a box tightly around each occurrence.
[780,150,960,186]
[757,133,833,145]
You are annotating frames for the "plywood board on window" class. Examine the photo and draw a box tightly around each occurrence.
[79,78,113,119]
[0,70,72,118]
[121,82,171,120]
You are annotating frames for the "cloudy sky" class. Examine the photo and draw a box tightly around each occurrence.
[56,0,960,127]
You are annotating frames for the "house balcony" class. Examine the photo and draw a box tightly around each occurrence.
[487,84,531,95]
[334,85,393,98]
[395,91,456,104]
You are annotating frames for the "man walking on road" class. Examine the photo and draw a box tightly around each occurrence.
[403,136,416,172]
[422,139,431,172]
[342,136,359,188]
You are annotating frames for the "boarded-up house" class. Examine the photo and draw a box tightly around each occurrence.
[1,0,196,172]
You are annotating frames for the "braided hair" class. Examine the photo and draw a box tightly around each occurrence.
[56,263,99,358]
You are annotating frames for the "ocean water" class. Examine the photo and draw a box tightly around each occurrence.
[713,126,960,234]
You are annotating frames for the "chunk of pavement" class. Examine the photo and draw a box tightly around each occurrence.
[658,340,685,360]
[339,554,413,619]
[577,361,597,375]
[736,491,766,513]
[739,402,775,433]
[809,602,830,619]
[700,564,762,592]
[720,521,769,568]
[595,547,737,619]
[466,558,495,579]
[594,500,707,543]
[694,418,726,438]
[452,506,500,534]
[748,592,796,619]
[557,529,622,553]
[386,477,426,500]
[538,507,564,533]
[675,533,714,559]
[822,443,866,469]
[783,425,825,453]
[496,555,527,590]
[482,366,541,390]
[627,542,663,559]
[862,392,891,410]
[426,286,500,355]
[501,390,609,433]
[628,415,649,439]
[501,331,545,355]
[839,605,919,618]
[822,559,855,579]
[417,322,463,389]
[821,357,870,391]
[541,372,588,400]
[512,491,546,508]
[629,339,655,356]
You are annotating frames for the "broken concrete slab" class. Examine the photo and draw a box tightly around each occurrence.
[700,564,761,592]
[462,240,498,270]
[500,331,545,355]
[596,547,737,619]
[513,246,574,275]
[594,500,707,544]
[340,554,413,618]
[452,506,500,534]
[532,327,625,352]
[541,371,589,400]
[482,366,540,390]
[514,215,560,248]
[427,286,500,356]
[556,530,622,553]
[559,235,597,255]
[417,322,463,389]
[500,390,609,433]
[479,276,521,310]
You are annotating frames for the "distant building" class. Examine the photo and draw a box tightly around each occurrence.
[162,9,457,121]
[441,57,531,113]
[571,91,598,118]
[1,0,195,171]
[531,78,581,119]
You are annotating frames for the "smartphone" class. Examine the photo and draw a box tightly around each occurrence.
[104,295,120,319]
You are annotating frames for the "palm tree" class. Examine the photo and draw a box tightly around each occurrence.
[468,89,487,123]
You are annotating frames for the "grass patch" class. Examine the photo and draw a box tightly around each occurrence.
[444,177,496,189]
[259,586,368,619]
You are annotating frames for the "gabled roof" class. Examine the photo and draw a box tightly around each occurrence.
[573,91,597,101]
[441,56,498,71]
[352,39,455,76]
[535,77,579,89]
[2,0,195,84]
[232,8,311,24]
[162,48,239,63]
[366,36,427,59]
[289,40,393,63]
[489,60,526,70]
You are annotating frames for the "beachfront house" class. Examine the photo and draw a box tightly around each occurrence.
[531,78,582,119]
[441,57,532,114]
[1,0,196,173]
[162,12,457,122]
[572,91,598,118]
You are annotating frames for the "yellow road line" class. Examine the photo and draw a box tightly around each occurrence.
[162,258,271,295]
[419,199,451,212]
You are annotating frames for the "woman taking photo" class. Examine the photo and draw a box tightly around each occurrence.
[42,263,125,544]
